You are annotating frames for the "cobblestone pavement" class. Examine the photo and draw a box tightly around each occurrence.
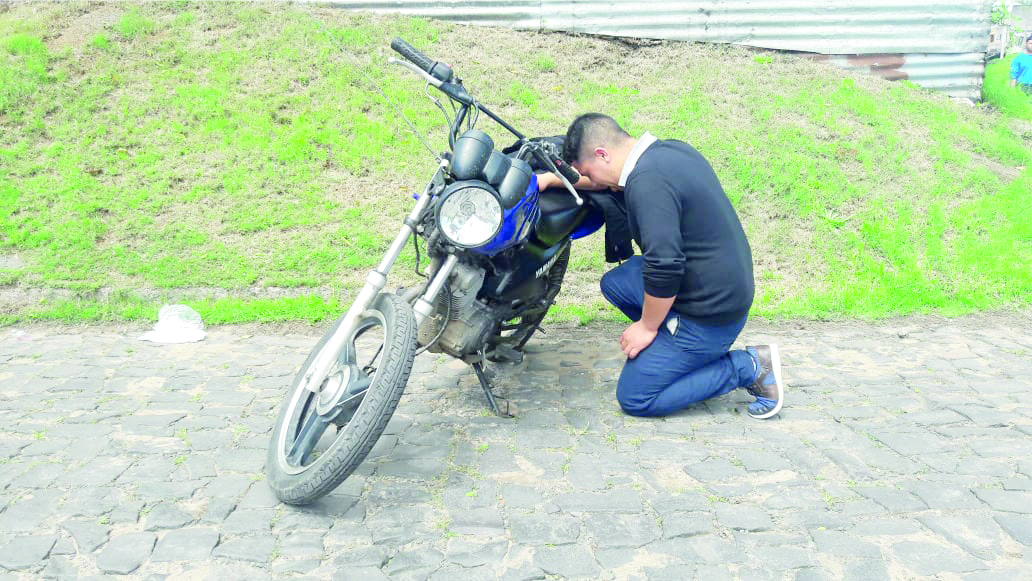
[1,310,1031,580]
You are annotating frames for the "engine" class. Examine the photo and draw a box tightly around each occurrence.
[417,261,499,359]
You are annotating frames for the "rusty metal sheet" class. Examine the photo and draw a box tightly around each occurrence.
[323,0,992,98]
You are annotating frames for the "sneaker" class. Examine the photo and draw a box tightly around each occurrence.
[745,344,784,419]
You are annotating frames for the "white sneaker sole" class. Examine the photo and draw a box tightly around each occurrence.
[750,343,784,419]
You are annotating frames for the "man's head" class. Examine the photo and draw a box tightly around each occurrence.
[563,113,634,188]
[1026,34,1032,52]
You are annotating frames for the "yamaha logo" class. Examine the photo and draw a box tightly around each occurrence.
[535,251,561,279]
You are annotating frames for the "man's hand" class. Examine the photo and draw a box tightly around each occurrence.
[620,320,658,359]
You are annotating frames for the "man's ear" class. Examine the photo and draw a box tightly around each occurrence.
[594,147,609,162]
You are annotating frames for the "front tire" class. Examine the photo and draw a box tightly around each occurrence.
[266,293,416,505]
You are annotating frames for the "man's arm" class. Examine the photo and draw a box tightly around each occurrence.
[536,172,606,191]
[1011,57,1022,86]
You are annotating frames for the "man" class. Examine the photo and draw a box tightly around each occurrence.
[561,113,783,419]
[1011,34,1032,95]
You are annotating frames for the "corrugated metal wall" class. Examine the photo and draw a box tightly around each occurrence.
[329,0,992,99]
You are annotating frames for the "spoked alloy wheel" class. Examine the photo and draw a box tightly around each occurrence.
[266,293,416,505]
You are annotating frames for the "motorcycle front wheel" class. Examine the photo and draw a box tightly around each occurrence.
[266,292,416,505]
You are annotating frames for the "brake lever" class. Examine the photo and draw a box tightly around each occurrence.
[558,175,584,206]
[388,57,443,88]
[528,143,583,206]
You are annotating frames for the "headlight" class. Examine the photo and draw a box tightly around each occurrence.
[437,181,503,248]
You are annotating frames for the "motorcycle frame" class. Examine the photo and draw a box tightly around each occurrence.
[300,55,582,394]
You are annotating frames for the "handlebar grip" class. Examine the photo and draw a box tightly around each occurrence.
[553,158,582,184]
[391,38,455,83]
[391,38,434,73]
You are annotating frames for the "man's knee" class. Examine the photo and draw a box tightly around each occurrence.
[600,270,618,302]
[616,385,658,417]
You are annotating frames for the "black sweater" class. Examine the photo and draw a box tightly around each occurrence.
[625,140,754,325]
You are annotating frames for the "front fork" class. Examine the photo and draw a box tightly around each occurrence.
[300,163,458,393]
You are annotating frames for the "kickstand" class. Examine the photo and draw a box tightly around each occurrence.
[470,361,513,418]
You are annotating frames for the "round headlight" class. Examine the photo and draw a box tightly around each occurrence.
[437,181,503,248]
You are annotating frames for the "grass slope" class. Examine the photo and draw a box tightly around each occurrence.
[2,1,1031,325]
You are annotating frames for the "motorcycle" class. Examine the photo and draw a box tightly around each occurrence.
[266,38,604,505]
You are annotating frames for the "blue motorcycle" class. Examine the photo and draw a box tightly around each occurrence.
[266,38,602,504]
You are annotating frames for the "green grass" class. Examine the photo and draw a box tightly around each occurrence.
[2,2,1030,326]
[984,54,1032,120]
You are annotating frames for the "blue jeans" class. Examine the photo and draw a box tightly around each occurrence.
[600,257,756,417]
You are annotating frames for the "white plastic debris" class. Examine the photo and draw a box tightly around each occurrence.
[139,304,207,344]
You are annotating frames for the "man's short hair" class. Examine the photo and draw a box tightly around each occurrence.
[563,113,630,164]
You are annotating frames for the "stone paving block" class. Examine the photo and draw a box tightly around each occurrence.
[61,520,111,553]
[445,538,508,568]
[995,515,1032,545]
[714,503,774,532]
[277,531,325,559]
[903,481,983,510]
[136,479,208,501]
[236,481,279,509]
[566,454,608,490]
[429,564,496,581]
[144,503,196,531]
[851,518,922,537]
[890,540,987,576]
[917,515,1008,560]
[150,527,219,561]
[331,566,390,581]
[735,449,793,472]
[683,457,746,482]
[508,513,580,545]
[0,534,58,571]
[0,489,63,532]
[966,439,1028,459]
[841,558,891,581]
[854,486,926,512]
[212,534,276,563]
[108,500,145,525]
[95,532,156,574]
[866,429,944,457]
[221,509,276,534]
[680,534,746,564]
[382,546,445,580]
[809,530,882,558]
[272,510,336,532]
[972,489,1032,514]
[443,476,497,512]
[554,490,642,513]
[447,507,504,536]
[330,545,389,569]
[365,506,432,545]
[41,555,78,579]
[661,511,713,539]
[586,512,661,549]
[271,558,321,575]
[10,463,65,488]
[533,544,601,579]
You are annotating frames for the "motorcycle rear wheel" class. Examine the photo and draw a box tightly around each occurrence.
[266,292,416,505]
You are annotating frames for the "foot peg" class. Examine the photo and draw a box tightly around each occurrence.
[487,344,523,364]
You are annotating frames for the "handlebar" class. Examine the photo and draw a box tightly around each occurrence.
[389,38,582,205]
[390,38,454,83]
